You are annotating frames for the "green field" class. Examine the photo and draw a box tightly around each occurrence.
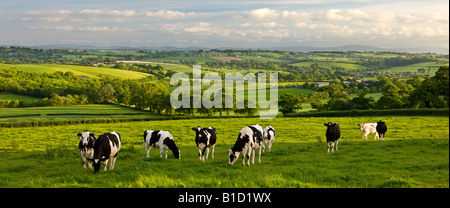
[0,64,150,80]
[0,93,42,103]
[0,104,162,122]
[0,116,448,188]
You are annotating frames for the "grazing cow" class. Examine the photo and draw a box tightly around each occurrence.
[324,122,341,153]
[90,132,121,173]
[192,126,217,161]
[143,130,180,159]
[77,131,96,170]
[376,120,387,141]
[359,123,379,141]
[262,126,275,152]
[228,124,263,166]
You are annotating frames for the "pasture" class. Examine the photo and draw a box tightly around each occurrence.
[0,63,150,80]
[0,116,448,188]
[0,104,162,122]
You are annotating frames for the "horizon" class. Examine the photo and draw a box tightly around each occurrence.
[1,0,448,51]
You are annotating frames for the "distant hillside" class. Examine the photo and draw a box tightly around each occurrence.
[13,44,448,54]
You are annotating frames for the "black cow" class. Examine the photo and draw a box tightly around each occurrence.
[229,124,263,166]
[143,130,180,159]
[376,120,387,141]
[77,131,96,170]
[90,131,121,173]
[324,122,340,153]
[192,126,217,161]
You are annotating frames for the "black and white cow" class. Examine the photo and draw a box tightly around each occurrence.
[376,120,387,141]
[192,126,217,161]
[77,130,96,170]
[262,126,275,152]
[228,124,263,166]
[90,131,121,173]
[324,122,341,153]
[143,130,180,159]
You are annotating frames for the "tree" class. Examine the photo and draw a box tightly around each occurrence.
[350,92,376,110]
[377,82,403,109]
[98,84,117,103]
[409,66,449,108]
[278,93,302,114]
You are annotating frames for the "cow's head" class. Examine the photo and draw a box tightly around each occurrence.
[78,131,95,146]
[173,148,181,159]
[87,158,103,173]
[192,126,202,137]
[324,122,337,129]
[359,124,364,131]
[377,120,385,125]
[228,149,240,165]
[192,126,202,145]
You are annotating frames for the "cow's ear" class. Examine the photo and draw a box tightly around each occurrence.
[192,128,196,131]
[324,123,327,126]
[229,149,233,154]
[89,133,95,137]
[77,133,82,137]
[333,123,337,126]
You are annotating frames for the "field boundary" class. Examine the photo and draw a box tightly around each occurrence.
[1,108,448,128]
[286,108,449,117]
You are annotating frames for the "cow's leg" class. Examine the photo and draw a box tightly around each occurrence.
[381,134,385,141]
[146,146,152,158]
[251,149,255,165]
[258,146,262,164]
[374,132,379,141]
[211,144,215,160]
[242,150,246,166]
[81,153,87,170]
[267,141,272,152]
[327,141,330,153]
[262,143,266,153]
[165,149,169,159]
[109,157,114,170]
[198,148,203,161]
[336,140,339,151]
[247,150,252,166]
[104,159,109,171]
[205,147,210,160]
[331,141,335,153]
[159,146,164,158]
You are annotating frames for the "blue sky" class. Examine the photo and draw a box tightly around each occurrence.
[0,0,448,49]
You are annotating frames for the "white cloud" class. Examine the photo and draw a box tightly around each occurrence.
[79,9,136,17]
[145,9,196,19]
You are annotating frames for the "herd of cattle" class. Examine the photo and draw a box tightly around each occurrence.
[77,121,387,173]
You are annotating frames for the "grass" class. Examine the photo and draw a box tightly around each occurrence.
[0,63,150,80]
[0,116,448,188]
[0,104,161,122]
[0,93,42,103]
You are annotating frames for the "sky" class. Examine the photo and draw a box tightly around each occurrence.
[0,0,448,50]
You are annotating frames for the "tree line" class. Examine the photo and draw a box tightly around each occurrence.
[279,66,449,114]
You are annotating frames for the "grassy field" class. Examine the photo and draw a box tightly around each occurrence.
[0,104,161,122]
[0,64,150,80]
[0,116,448,188]
[0,93,42,103]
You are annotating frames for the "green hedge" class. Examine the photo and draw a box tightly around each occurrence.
[285,109,449,117]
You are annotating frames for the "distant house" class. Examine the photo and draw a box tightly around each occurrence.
[314,82,330,87]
